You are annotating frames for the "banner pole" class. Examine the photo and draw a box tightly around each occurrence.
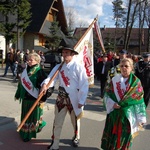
[74,17,98,49]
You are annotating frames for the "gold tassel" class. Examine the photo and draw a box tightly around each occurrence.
[132,131,139,139]
[77,111,84,120]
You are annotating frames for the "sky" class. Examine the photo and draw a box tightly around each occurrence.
[62,0,116,28]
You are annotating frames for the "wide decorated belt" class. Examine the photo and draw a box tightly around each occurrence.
[58,86,69,98]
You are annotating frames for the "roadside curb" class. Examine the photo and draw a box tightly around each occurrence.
[0,117,15,126]
[0,97,102,127]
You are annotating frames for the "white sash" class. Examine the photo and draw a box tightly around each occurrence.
[112,74,146,135]
[21,69,39,98]
[112,74,126,102]
[59,68,83,117]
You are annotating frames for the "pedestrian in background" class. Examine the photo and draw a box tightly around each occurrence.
[40,51,45,69]
[20,50,24,63]
[107,49,127,83]
[31,49,35,53]
[135,53,150,107]
[40,38,89,150]
[15,52,48,142]
[132,54,139,68]
[101,58,146,150]
[2,47,15,77]
[96,53,112,98]
[111,52,119,67]
[23,49,30,66]
[13,49,21,80]
[107,50,113,62]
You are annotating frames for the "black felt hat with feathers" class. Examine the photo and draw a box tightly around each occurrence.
[57,37,78,55]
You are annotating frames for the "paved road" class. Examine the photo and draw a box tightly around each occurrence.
[0,67,150,150]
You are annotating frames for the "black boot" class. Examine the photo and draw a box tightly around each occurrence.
[47,141,59,150]
[72,136,80,147]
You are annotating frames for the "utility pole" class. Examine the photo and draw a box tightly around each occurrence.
[148,25,150,52]
[16,0,19,50]
[138,0,142,55]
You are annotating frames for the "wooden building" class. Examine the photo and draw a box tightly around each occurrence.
[23,0,67,52]
[74,27,149,54]
[0,0,68,56]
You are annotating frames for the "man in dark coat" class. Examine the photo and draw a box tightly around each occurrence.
[113,49,127,67]
[2,48,15,77]
[23,49,30,64]
[135,53,150,107]
[107,49,128,83]
[97,53,112,98]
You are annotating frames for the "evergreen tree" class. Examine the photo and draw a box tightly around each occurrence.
[0,0,16,51]
[112,0,126,28]
[17,0,31,35]
[112,0,126,51]
[0,0,31,52]
[66,26,74,38]
[47,16,62,51]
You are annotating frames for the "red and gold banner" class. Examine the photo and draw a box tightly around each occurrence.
[74,19,96,85]
[94,19,105,53]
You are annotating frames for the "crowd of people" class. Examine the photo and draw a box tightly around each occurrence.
[1,42,149,150]
[94,49,150,106]
[1,48,46,80]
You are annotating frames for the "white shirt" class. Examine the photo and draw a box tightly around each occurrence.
[42,59,89,116]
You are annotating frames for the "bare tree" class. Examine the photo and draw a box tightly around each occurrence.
[124,0,145,51]
[64,7,76,36]
[144,0,150,52]
[137,0,148,54]
[64,6,88,37]
[112,0,126,51]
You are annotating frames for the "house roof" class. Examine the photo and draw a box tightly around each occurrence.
[100,28,148,41]
[53,0,67,33]
[74,27,148,43]
[40,20,52,36]
[74,27,149,53]
[27,0,67,34]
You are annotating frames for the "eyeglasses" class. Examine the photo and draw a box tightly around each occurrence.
[120,65,130,68]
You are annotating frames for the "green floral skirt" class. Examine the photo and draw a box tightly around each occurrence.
[19,99,46,141]
[101,113,132,150]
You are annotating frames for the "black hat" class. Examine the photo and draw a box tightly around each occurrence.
[119,49,127,54]
[57,38,78,55]
[142,53,150,58]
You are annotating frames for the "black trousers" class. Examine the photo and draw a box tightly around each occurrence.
[143,87,150,107]
[100,74,107,98]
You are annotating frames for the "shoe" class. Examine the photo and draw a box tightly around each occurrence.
[48,148,59,150]
[47,145,59,150]
[37,128,42,133]
[72,137,80,147]
[23,138,30,142]
[47,141,59,150]
[13,77,16,80]
[37,121,46,133]
[100,94,104,98]
[47,144,51,149]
